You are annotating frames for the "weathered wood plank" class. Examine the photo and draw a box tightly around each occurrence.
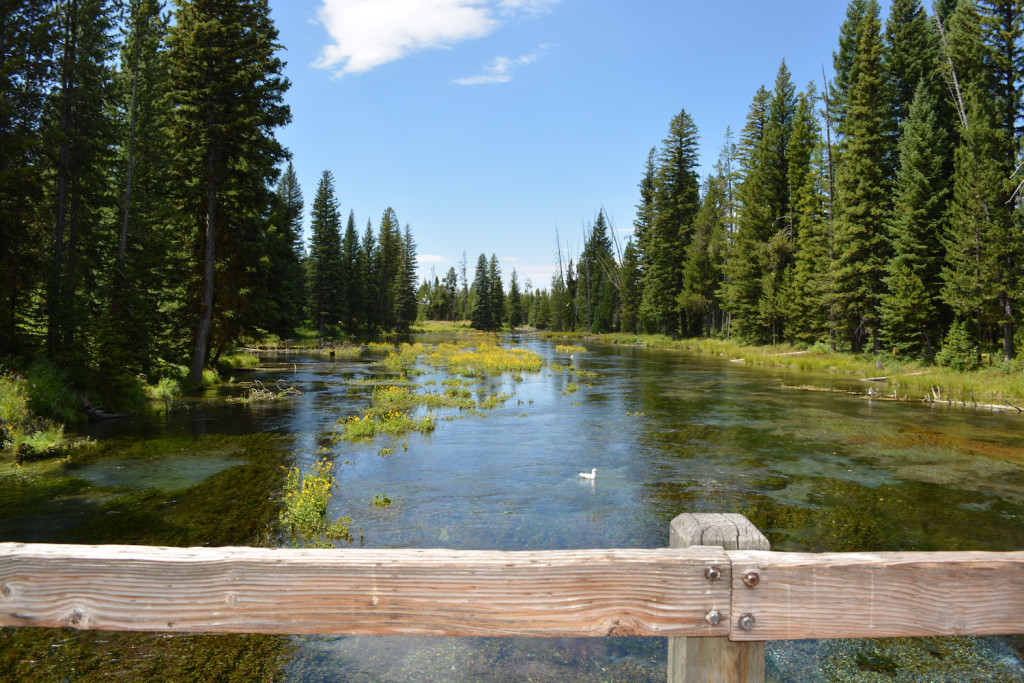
[0,543,730,637]
[669,513,768,683]
[728,550,1024,641]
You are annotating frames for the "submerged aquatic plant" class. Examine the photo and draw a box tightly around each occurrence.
[372,492,392,507]
[279,458,352,546]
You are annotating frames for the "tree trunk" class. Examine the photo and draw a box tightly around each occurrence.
[189,147,218,386]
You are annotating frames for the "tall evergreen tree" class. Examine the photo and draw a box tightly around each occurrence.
[360,218,379,331]
[469,253,492,331]
[507,269,523,329]
[487,254,505,331]
[832,2,890,352]
[394,224,418,330]
[640,108,700,335]
[46,0,118,364]
[723,64,799,343]
[617,240,642,334]
[307,170,343,332]
[679,176,727,336]
[578,209,617,333]
[373,207,402,331]
[265,161,305,337]
[0,0,53,357]
[168,0,290,383]
[881,82,951,357]
[340,210,361,331]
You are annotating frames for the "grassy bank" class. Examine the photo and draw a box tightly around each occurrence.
[540,331,1024,407]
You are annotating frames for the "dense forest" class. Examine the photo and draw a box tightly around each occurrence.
[0,0,420,406]
[485,0,1022,370]
[1,0,1021,413]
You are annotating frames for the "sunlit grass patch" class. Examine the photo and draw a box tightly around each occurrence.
[365,342,396,353]
[279,458,352,546]
[556,345,586,354]
[337,411,436,439]
[563,382,580,395]
[574,368,600,379]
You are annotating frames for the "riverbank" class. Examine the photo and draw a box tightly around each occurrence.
[537,331,1024,408]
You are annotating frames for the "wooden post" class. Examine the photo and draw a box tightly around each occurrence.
[668,513,769,683]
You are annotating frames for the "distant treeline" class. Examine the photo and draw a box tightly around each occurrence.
[0,0,419,398]
[493,0,1022,367]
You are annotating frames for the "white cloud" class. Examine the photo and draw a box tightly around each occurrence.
[314,0,558,78]
[418,254,451,264]
[501,256,519,263]
[452,51,540,85]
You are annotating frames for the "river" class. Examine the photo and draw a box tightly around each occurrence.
[2,333,1023,681]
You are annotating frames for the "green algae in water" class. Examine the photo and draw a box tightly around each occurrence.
[70,454,246,492]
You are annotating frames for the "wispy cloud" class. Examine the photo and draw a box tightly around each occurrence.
[418,254,451,264]
[314,0,559,78]
[452,51,542,85]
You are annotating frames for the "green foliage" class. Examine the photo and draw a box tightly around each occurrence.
[279,458,352,546]
[371,492,392,508]
[25,360,83,425]
[934,320,981,371]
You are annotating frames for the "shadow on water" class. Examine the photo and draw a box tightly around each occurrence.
[2,335,1024,681]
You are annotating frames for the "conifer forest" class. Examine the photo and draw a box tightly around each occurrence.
[1,0,1023,409]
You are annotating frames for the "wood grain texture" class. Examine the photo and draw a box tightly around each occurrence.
[728,549,1024,641]
[0,543,730,637]
[669,513,768,683]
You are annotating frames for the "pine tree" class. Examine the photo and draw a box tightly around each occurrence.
[394,224,418,330]
[374,208,403,330]
[789,142,835,345]
[618,240,642,334]
[360,219,378,331]
[831,0,873,132]
[578,209,616,333]
[507,269,523,329]
[168,0,290,383]
[832,2,890,352]
[47,0,119,364]
[0,1,54,357]
[470,253,492,331]
[978,0,1022,360]
[265,162,305,337]
[307,171,344,332]
[679,177,727,336]
[881,82,950,357]
[340,211,362,331]
[640,108,700,335]
[723,64,799,343]
[488,254,504,331]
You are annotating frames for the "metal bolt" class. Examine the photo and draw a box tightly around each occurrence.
[738,613,756,630]
[704,566,722,581]
[742,571,760,588]
[704,609,721,626]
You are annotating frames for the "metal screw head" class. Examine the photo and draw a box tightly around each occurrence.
[704,609,721,626]
[738,613,756,630]
[742,571,760,588]
[704,566,722,581]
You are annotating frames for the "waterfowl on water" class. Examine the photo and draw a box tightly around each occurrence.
[577,468,597,479]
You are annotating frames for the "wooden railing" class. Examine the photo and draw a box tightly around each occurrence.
[2,513,1023,682]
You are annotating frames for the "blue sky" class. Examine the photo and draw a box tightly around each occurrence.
[270,0,889,290]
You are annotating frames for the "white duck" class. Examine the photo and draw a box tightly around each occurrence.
[577,468,597,479]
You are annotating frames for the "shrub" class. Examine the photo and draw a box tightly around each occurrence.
[934,320,980,372]
[26,360,83,425]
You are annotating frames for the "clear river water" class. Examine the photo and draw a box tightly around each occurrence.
[2,333,1024,681]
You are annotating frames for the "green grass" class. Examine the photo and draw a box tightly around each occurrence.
[335,411,437,439]
[595,333,1024,404]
